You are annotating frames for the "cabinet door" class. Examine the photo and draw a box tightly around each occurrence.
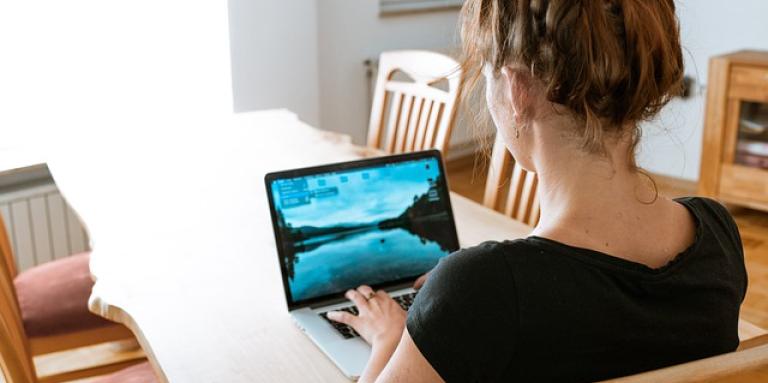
[728,66,768,102]
[719,99,768,209]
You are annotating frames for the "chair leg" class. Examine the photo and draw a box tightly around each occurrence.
[30,325,135,356]
[37,358,146,383]
[34,342,147,383]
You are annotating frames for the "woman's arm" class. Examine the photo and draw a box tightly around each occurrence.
[327,285,443,383]
[373,328,444,383]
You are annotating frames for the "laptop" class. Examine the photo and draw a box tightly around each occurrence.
[264,150,460,379]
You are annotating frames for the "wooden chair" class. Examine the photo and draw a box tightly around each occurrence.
[601,328,768,382]
[0,214,149,382]
[0,306,156,383]
[483,134,540,226]
[367,50,463,156]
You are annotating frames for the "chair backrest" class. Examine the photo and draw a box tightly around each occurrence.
[367,50,463,156]
[0,214,36,383]
[483,134,540,226]
[600,340,768,382]
[1,213,17,279]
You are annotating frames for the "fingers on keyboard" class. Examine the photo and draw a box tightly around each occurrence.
[320,292,416,339]
[321,312,360,339]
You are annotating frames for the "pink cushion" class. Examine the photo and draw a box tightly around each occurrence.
[14,252,115,338]
[93,361,158,383]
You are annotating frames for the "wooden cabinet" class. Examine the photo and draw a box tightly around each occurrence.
[699,51,768,211]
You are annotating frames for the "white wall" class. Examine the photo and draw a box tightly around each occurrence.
[316,1,461,145]
[226,1,768,181]
[228,1,320,126]
[638,0,768,181]
[227,1,462,148]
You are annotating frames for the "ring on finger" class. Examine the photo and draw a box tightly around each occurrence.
[364,291,376,301]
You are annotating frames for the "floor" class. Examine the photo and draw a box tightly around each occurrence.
[445,155,768,330]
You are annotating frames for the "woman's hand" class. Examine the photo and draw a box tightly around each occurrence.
[327,285,406,348]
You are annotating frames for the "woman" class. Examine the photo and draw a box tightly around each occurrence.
[328,0,746,381]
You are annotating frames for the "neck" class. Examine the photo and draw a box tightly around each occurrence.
[529,124,655,238]
[519,114,695,268]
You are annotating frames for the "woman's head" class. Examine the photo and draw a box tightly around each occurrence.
[461,0,684,171]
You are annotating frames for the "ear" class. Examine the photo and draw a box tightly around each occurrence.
[500,67,533,124]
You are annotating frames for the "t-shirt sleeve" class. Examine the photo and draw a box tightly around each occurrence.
[406,241,519,382]
[703,198,743,254]
[696,197,747,299]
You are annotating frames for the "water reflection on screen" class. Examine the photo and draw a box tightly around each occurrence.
[270,157,455,302]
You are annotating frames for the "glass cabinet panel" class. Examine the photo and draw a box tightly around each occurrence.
[735,101,768,169]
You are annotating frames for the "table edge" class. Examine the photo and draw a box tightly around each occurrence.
[88,291,170,383]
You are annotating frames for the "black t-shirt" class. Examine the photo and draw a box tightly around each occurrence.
[407,197,747,382]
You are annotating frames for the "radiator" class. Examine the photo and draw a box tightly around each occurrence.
[0,174,90,273]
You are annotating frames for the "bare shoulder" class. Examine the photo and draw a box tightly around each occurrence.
[631,195,697,267]
[376,329,445,383]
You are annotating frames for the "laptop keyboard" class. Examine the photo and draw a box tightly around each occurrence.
[320,292,417,339]
[320,306,361,339]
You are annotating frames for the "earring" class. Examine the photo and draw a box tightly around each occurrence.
[515,126,520,139]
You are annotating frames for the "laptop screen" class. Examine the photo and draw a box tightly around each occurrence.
[265,151,459,308]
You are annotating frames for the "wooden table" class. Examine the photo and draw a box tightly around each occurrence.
[44,110,532,382]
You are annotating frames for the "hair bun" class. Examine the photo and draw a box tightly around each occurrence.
[461,0,684,154]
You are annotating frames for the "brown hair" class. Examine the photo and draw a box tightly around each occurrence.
[460,0,684,163]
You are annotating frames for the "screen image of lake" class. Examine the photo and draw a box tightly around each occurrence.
[288,227,446,302]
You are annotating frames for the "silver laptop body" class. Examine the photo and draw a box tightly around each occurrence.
[265,150,459,380]
[291,286,416,379]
